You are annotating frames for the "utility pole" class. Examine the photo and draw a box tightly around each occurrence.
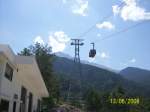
[71,39,84,63]
[67,39,84,103]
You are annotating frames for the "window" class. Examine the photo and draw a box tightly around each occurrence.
[13,101,16,112]
[20,87,27,112]
[5,63,13,81]
[28,92,33,112]
[0,99,10,112]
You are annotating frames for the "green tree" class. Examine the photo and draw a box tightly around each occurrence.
[18,43,60,107]
[19,48,32,56]
[85,89,102,111]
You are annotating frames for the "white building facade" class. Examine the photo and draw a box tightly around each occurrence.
[0,44,49,112]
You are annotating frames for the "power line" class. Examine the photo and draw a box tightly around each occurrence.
[77,1,125,38]
[77,0,145,39]
[98,20,149,42]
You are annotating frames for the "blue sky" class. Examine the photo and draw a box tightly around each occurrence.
[0,0,150,70]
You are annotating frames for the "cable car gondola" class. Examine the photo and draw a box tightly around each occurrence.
[89,43,96,58]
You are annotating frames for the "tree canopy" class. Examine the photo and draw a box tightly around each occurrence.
[18,43,60,108]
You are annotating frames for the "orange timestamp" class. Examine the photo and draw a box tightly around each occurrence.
[110,98,140,105]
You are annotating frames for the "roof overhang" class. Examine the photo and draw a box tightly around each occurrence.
[0,51,17,70]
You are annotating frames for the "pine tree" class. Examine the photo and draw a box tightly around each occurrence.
[18,43,60,108]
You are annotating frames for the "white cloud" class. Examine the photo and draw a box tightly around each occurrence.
[54,31,70,43]
[33,36,44,45]
[96,21,115,30]
[97,51,110,59]
[48,31,70,53]
[62,0,67,4]
[72,0,88,16]
[88,51,110,64]
[129,58,136,63]
[88,57,96,63]
[112,0,150,21]
[112,5,120,15]
[63,0,88,16]
[101,52,109,59]
[97,33,101,37]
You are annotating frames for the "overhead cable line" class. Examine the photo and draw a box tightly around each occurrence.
[98,20,150,42]
[77,1,125,38]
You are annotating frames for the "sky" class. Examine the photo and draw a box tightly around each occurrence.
[0,0,150,70]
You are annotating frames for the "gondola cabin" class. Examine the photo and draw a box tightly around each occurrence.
[89,43,96,58]
[89,49,96,57]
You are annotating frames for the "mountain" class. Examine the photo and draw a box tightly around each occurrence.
[55,52,73,60]
[81,60,119,73]
[55,52,118,73]
[120,67,150,88]
[52,56,149,98]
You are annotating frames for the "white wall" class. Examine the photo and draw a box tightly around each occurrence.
[0,56,6,101]
[0,45,48,112]
[0,58,40,112]
[0,57,21,112]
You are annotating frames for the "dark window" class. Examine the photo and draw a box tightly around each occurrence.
[13,101,16,112]
[0,99,9,112]
[37,99,41,112]
[5,63,13,81]
[20,87,27,112]
[28,92,33,112]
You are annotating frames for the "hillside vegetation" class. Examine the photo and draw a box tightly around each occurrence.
[19,43,150,112]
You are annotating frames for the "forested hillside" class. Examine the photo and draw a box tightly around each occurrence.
[52,56,150,98]
[19,43,150,112]
[120,67,150,89]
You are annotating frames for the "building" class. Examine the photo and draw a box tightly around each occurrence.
[0,44,49,112]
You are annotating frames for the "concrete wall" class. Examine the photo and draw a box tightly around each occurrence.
[0,56,40,112]
[0,45,48,112]
[0,56,21,112]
